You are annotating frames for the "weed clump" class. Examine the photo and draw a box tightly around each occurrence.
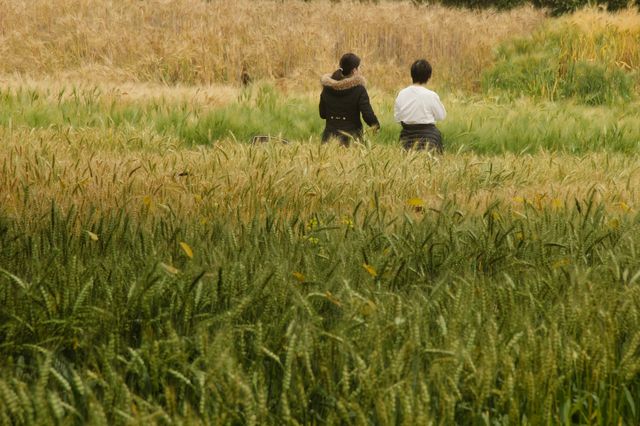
[483,9,639,104]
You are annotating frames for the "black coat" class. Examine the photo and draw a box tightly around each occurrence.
[319,74,379,144]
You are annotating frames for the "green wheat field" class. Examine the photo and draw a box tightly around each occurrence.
[2,1,640,424]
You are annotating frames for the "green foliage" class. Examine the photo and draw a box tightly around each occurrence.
[532,0,637,16]
[563,60,634,104]
[440,96,640,153]
[482,26,635,104]
[1,198,640,423]
[2,84,640,154]
[405,0,637,14]
[155,84,324,144]
[2,80,640,424]
[434,0,528,10]
[483,53,633,104]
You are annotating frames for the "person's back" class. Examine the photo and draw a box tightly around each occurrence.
[394,85,445,125]
[319,53,379,146]
[394,59,446,152]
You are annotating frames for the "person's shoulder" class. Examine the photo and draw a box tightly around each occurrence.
[417,87,441,102]
[396,85,415,97]
[424,87,441,97]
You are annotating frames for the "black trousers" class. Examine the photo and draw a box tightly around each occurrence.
[400,123,443,153]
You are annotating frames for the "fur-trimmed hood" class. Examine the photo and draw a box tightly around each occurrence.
[320,74,367,91]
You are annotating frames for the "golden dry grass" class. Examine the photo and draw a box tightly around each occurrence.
[2,128,638,226]
[0,0,546,91]
[557,7,640,69]
[0,75,239,108]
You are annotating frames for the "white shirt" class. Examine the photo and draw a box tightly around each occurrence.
[394,85,446,125]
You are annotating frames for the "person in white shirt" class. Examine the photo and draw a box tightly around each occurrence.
[394,59,446,153]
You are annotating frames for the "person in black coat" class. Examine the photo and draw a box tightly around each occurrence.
[319,53,380,146]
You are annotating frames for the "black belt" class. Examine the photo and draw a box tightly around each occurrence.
[400,122,435,130]
[328,115,348,121]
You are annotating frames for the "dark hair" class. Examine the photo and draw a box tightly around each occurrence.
[331,53,361,80]
[411,59,432,84]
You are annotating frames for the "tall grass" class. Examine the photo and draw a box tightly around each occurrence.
[1,123,639,229]
[1,165,640,424]
[0,0,545,91]
[2,3,640,424]
[2,82,640,426]
[3,0,640,98]
[443,96,640,152]
[1,83,640,153]
[483,7,640,103]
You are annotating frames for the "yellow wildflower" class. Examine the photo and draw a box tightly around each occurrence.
[407,197,425,207]
[340,216,354,228]
[179,242,194,259]
[305,236,320,245]
[362,263,377,277]
[618,202,631,212]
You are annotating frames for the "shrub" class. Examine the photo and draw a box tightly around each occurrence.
[482,15,638,104]
[409,0,637,14]
[532,0,637,16]
[483,51,634,104]
[562,60,634,104]
[436,0,529,10]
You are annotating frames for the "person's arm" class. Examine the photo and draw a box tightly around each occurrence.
[358,88,379,128]
[319,94,327,119]
[394,94,402,123]
[431,93,446,121]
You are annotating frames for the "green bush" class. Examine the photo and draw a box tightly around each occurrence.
[482,27,635,104]
[483,54,634,104]
[562,60,634,104]
[436,0,528,9]
[408,0,637,14]
[532,0,637,16]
